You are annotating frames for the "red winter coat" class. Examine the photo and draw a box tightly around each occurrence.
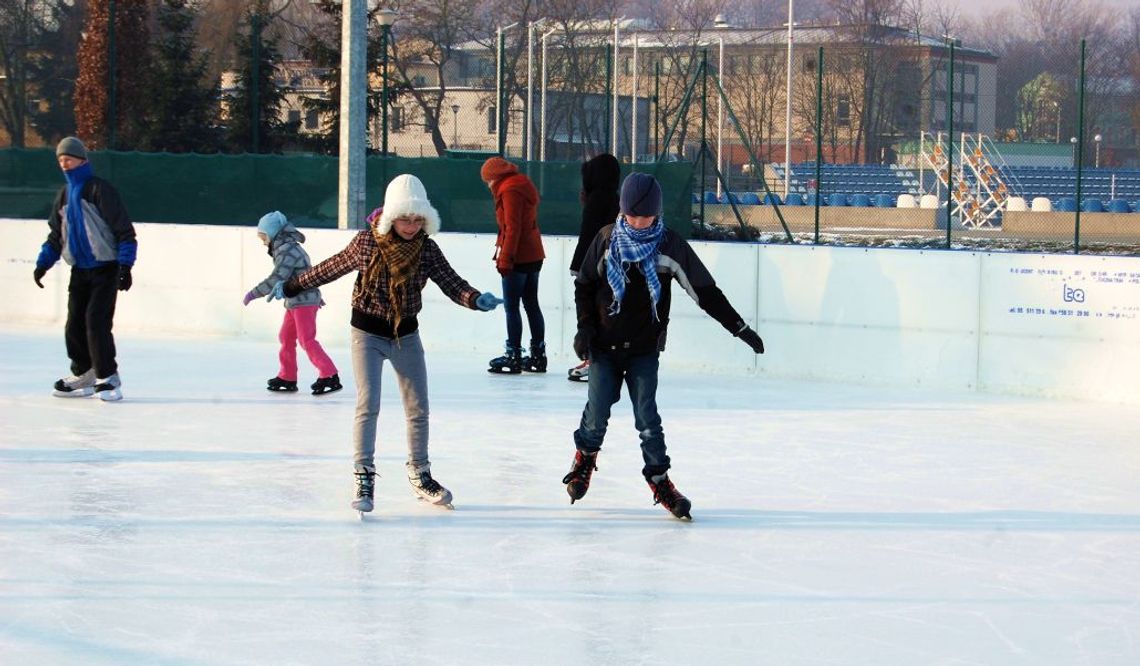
[491,172,544,274]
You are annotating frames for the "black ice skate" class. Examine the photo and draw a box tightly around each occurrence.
[407,462,454,508]
[311,374,343,396]
[567,359,590,382]
[647,473,692,520]
[53,369,96,397]
[562,450,599,503]
[267,377,298,392]
[521,342,547,373]
[352,464,376,516]
[93,373,123,402]
[488,344,523,374]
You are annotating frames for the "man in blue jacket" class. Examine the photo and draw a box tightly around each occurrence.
[34,137,137,402]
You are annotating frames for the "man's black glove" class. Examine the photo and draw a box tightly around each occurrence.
[282,277,303,299]
[118,265,133,291]
[735,324,765,354]
[33,267,46,288]
[572,327,593,360]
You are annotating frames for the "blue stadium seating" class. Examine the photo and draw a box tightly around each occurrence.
[1107,199,1131,213]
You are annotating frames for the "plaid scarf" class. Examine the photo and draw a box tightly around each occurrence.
[365,227,425,335]
[606,216,664,320]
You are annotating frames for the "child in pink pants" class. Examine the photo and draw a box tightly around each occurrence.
[243,211,342,395]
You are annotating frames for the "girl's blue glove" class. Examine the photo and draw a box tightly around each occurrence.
[269,282,286,301]
[475,292,503,311]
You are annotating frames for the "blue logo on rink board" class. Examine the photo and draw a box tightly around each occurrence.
[1063,283,1086,303]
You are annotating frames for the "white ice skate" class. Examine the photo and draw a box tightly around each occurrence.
[353,464,376,519]
[567,359,590,382]
[52,369,96,397]
[94,373,123,402]
[407,462,453,509]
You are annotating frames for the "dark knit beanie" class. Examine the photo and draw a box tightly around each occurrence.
[56,137,88,160]
[619,172,662,217]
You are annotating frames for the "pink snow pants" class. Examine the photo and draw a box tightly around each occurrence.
[277,305,337,381]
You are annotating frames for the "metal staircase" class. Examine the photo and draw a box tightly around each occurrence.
[919,132,1019,228]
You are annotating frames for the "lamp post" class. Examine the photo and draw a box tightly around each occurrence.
[108,0,117,149]
[336,0,369,229]
[1094,133,1102,168]
[1070,136,1078,168]
[451,103,459,147]
[540,26,557,162]
[526,18,546,161]
[1053,101,1060,144]
[496,22,519,156]
[377,8,397,157]
[783,0,795,199]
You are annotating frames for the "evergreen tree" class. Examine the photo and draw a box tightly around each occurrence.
[26,0,84,144]
[140,0,221,153]
[224,8,291,154]
[298,0,386,155]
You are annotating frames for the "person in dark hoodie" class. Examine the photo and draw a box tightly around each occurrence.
[567,153,622,382]
[243,211,341,396]
[481,156,547,374]
[34,137,137,402]
[562,173,766,521]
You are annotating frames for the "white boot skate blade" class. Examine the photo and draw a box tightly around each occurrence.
[53,387,95,398]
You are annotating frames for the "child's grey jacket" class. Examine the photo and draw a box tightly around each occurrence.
[250,228,322,309]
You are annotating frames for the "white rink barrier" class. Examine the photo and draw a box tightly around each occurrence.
[4,218,1140,403]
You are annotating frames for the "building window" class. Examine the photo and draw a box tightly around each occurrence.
[487,106,496,134]
[413,75,426,87]
[305,109,318,130]
[288,110,301,125]
[392,107,404,132]
[837,97,850,127]
[803,56,816,73]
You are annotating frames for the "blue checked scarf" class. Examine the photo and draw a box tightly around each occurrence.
[606,216,665,320]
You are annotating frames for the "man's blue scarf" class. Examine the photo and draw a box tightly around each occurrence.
[64,162,97,268]
[606,216,665,320]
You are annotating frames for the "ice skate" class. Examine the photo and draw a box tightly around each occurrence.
[267,377,298,392]
[407,462,453,508]
[52,369,96,397]
[311,374,343,396]
[562,450,599,504]
[647,473,692,521]
[93,373,123,402]
[487,343,523,374]
[567,359,590,382]
[352,464,376,517]
[521,342,547,373]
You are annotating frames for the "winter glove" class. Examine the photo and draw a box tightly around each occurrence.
[573,328,593,361]
[242,290,257,306]
[475,292,503,311]
[269,282,286,302]
[33,266,46,288]
[735,324,765,354]
[118,265,132,291]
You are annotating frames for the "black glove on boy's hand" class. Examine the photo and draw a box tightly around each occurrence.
[118,265,133,291]
[33,267,46,288]
[735,324,765,354]
[573,328,593,360]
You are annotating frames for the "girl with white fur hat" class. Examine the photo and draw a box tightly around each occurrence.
[273,174,502,514]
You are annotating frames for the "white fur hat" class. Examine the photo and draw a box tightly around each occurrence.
[376,174,441,236]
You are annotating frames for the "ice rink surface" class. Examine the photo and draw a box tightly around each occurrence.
[2,326,1140,665]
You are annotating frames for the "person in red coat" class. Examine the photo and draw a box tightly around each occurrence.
[481,156,547,374]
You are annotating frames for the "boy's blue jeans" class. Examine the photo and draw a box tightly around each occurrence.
[573,349,670,479]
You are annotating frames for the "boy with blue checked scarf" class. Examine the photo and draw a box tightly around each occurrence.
[563,173,765,520]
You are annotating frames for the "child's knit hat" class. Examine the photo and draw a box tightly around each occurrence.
[620,172,662,217]
[376,174,441,235]
[257,210,290,241]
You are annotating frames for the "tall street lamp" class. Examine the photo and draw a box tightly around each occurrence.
[378,7,397,157]
[496,22,519,156]
[783,0,795,199]
[451,103,459,147]
[337,0,369,229]
[1094,133,1102,168]
[1070,136,1078,168]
